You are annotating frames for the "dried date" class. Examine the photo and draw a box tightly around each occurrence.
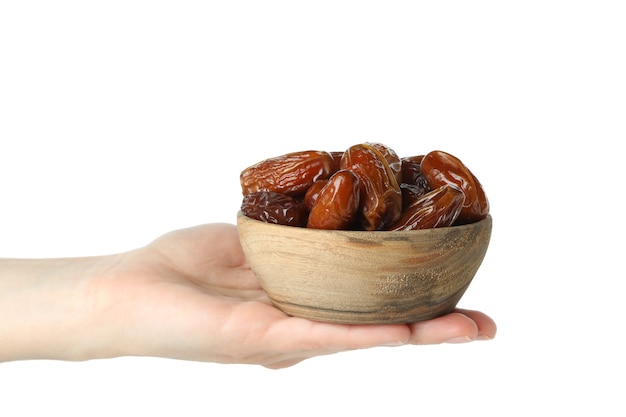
[329,151,345,174]
[388,185,465,231]
[241,191,307,227]
[400,156,431,207]
[307,170,360,230]
[369,142,402,186]
[420,150,489,225]
[240,150,334,196]
[401,183,428,208]
[340,143,402,230]
[303,180,328,212]
[240,144,488,230]
[401,156,428,187]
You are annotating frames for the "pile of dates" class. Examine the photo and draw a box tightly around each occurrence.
[240,143,489,231]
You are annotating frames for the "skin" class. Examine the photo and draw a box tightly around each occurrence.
[0,224,496,369]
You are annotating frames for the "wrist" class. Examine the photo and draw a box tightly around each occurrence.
[0,254,126,362]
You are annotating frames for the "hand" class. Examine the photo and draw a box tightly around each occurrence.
[0,224,496,369]
[95,224,496,369]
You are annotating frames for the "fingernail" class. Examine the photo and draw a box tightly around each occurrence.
[382,341,405,346]
[444,336,473,344]
[476,334,493,341]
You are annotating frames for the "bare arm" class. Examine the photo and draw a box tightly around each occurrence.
[0,224,496,368]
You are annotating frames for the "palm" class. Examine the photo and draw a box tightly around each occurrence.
[149,223,271,303]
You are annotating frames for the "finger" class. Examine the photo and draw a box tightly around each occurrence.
[270,318,411,352]
[406,311,480,344]
[454,308,497,340]
[262,357,308,370]
[257,310,497,368]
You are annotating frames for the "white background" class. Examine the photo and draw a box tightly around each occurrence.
[1,1,624,415]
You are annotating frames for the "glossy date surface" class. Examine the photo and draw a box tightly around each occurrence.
[340,143,402,231]
[239,143,489,230]
[303,180,328,212]
[389,185,465,231]
[240,150,334,196]
[420,150,489,224]
[400,156,431,207]
[307,170,360,230]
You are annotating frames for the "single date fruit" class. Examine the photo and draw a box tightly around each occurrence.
[420,150,489,225]
[388,185,465,231]
[240,191,307,227]
[303,180,328,212]
[340,143,402,230]
[369,142,402,186]
[307,170,360,230]
[240,150,334,196]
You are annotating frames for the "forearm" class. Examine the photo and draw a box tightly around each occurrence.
[0,256,120,362]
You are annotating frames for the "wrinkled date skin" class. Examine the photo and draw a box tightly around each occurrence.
[369,142,402,186]
[400,156,431,207]
[401,183,428,209]
[240,144,489,230]
[241,191,307,227]
[240,150,334,196]
[421,150,489,225]
[340,143,402,231]
[307,170,360,230]
[388,185,465,231]
[401,156,427,186]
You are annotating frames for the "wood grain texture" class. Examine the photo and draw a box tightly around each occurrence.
[237,212,492,324]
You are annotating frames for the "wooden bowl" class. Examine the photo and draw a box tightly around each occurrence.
[237,211,492,324]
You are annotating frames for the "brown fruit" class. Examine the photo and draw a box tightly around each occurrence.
[307,170,360,230]
[240,150,334,196]
[389,185,465,230]
[421,150,489,224]
[241,191,307,227]
[340,143,402,230]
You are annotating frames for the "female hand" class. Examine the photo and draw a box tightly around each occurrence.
[0,224,496,369]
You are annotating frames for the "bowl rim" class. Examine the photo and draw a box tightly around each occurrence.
[237,210,492,237]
